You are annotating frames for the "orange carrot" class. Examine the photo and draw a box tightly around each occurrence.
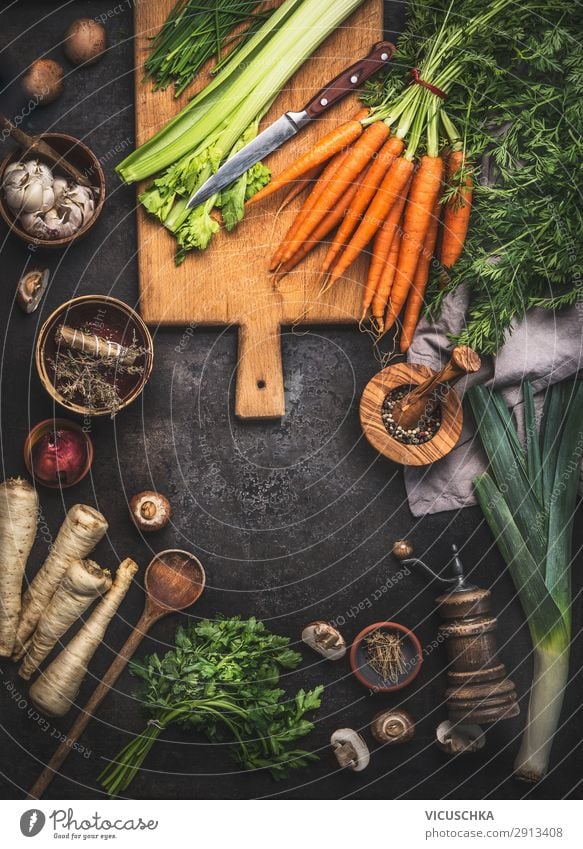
[247,119,364,207]
[322,136,404,274]
[364,177,411,313]
[275,178,363,276]
[439,149,473,269]
[371,228,401,333]
[270,150,350,270]
[400,195,441,352]
[277,121,391,264]
[278,165,323,211]
[384,155,444,332]
[326,155,415,288]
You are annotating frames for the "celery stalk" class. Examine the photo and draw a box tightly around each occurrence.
[118,0,366,183]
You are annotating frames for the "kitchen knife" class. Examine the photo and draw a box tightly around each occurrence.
[186,40,395,210]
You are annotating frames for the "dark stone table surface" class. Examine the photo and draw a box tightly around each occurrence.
[0,0,580,800]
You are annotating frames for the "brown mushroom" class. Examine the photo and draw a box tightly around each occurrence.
[64,19,107,66]
[435,721,485,755]
[392,539,414,560]
[129,491,171,533]
[22,59,64,104]
[302,621,346,660]
[330,728,370,771]
[370,708,415,744]
[17,268,50,314]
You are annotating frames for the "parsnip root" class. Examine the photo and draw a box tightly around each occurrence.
[0,478,39,657]
[14,504,108,658]
[29,557,138,717]
[19,558,112,680]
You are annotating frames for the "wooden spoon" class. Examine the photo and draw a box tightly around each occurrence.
[392,346,481,431]
[0,112,92,187]
[28,549,206,799]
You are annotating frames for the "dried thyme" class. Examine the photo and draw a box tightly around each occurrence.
[50,327,147,416]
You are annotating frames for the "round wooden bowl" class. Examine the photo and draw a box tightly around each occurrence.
[0,132,105,248]
[24,418,93,488]
[359,362,463,466]
[35,295,154,417]
[350,621,423,693]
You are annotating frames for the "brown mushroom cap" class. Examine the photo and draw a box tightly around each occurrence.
[371,708,415,744]
[22,59,64,104]
[129,491,171,533]
[64,19,107,66]
[392,539,414,560]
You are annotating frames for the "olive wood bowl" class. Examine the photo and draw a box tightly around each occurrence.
[0,132,105,248]
[359,362,463,466]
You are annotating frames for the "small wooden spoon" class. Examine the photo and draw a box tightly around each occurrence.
[28,549,206,799]
[392,346,481,431]
[0,112,92,187]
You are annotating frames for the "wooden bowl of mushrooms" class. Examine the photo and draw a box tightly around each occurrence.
[0,133,105,248]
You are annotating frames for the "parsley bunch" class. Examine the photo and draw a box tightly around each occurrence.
[364,0,583,354]
[100,617,323,796]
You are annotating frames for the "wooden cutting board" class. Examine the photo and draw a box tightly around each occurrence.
[134,0,383,418]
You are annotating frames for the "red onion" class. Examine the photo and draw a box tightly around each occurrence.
[31,428,88,486]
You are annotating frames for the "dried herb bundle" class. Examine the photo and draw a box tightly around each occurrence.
[50,328,147,415]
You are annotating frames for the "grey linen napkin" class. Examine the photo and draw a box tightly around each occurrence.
[404,284,583,517]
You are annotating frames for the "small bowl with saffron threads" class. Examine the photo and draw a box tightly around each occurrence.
[350,621,423,693]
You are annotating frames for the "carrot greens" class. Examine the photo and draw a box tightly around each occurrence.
[363,0,583,353]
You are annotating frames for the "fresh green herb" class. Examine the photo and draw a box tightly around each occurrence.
[118,0,367,262]
[469,380,583,782]
[99,617,324,796]
[364,0,583,353]
[145,0,270,98]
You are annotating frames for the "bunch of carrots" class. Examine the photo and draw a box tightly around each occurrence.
[249,103,471,352]
[247,0,509,352]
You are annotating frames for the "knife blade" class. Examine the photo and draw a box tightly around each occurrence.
[186,40,395,210]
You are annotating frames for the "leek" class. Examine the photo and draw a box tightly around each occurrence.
[469,380,583,782]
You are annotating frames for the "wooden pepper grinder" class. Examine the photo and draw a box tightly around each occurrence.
[393,541,519,724]
[392,346,481,431]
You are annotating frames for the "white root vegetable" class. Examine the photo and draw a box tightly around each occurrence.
[19,558,112,680]
[13,504,108,658]
[0,478,39,656]
[29,557,138,717]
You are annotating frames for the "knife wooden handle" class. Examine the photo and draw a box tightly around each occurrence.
[304,41,395,119]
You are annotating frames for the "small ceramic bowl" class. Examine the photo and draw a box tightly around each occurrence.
[0,132,105,248]
[350,621,423,693]
[35,295,154,417]
[24,418,93,488]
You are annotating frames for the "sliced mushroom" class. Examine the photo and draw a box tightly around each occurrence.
[17,268,50,314]
[370,708,415,744]
[129,491,171,533]
[302,621,346,660]
[435,721,485,755]
[330,728,370,772]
